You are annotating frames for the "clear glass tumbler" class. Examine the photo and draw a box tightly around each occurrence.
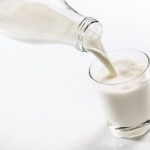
[89,49,150,138]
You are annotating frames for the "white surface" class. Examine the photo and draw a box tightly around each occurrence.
[0,0,150,150]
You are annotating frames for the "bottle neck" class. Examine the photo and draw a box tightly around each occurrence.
[75,17,103,52]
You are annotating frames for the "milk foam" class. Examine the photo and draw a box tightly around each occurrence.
[97,59,145,84]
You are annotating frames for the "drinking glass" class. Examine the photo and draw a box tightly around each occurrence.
[89,49,150,138]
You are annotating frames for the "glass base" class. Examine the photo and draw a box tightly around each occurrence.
[108,120,150,138]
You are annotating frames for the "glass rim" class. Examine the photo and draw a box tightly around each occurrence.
[89,49,150,86]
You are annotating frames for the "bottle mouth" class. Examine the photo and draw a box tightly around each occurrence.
[75,17,102,52]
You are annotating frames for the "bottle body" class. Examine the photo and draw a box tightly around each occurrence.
[0,0,103,52]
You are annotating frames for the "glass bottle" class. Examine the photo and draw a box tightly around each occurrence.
[0,0,103,52]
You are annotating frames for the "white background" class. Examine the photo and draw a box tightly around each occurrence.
[0,0,150,150]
